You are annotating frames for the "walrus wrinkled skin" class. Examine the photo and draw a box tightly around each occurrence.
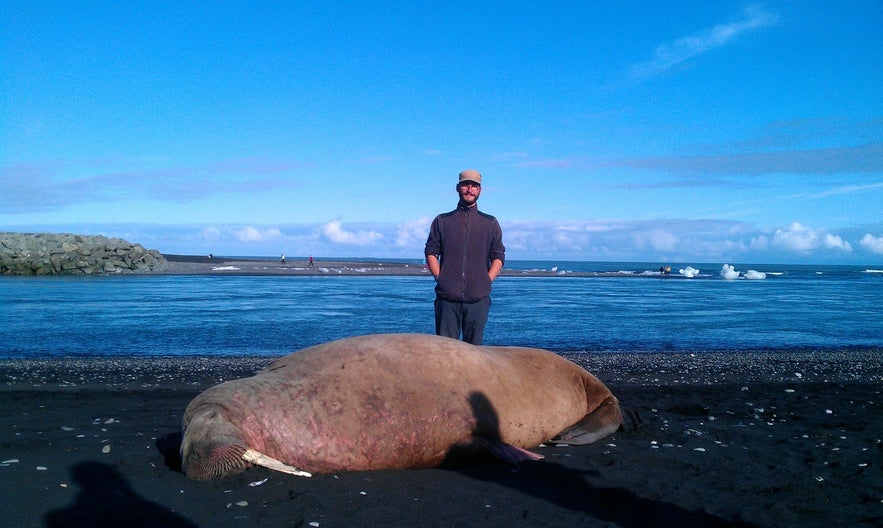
[181,333,625,479]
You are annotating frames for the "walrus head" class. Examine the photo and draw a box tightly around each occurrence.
[181,405,311,480]
[180,406,251,480]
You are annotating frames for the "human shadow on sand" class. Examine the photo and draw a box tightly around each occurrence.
[157,431,185,472]
[448,391,755,528]
[44,461,197,528]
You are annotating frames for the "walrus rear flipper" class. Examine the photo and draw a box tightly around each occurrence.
[619,405,643,431]
[480,436,544,464]
[549,395,622,445]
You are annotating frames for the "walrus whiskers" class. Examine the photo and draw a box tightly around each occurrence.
[242,449,312,477]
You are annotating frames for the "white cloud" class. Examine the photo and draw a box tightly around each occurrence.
[632,230,678,252]
[7,218,877,264]
[860,234,883,254]
[233,226,282,243]
[773,223,819,251]
[200,227,222,241]
[749,234,769,250]
[773,222,852,253]
[631,5,777,80]
[394,217,431,248]
[823,233,852,252]
[322,220,384,246]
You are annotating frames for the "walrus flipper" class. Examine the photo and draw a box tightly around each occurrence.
[549,396,622,445]
[481,437,544,464]
[619,405,643,431]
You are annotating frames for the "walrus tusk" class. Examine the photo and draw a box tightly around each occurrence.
[242,449,312,477]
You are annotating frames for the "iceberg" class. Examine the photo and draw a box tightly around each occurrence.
[678,266,700,278]
[743,270,766,280]
[720,264,740,280]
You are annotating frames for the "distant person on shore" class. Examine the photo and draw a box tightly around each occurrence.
[309,255,314,267]
[424,169,505,345]
[281,253,286,265]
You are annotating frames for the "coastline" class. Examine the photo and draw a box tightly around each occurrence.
[2,350,880,527]
[158,254,430,276]
[158,254,693,278]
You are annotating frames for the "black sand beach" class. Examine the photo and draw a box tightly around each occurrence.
[1,350,881,527]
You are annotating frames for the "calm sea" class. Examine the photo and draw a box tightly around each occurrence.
[1,261,881,358]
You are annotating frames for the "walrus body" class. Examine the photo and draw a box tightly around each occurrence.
[181,333,624,480]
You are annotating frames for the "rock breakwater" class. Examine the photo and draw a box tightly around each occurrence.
[0,232,167,275]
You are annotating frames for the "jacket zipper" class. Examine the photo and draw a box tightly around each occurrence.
[461,208,470,300]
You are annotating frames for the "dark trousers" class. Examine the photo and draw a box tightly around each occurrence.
[434,296,491,345]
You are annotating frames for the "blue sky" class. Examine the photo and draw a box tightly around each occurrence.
[2,1,881,264]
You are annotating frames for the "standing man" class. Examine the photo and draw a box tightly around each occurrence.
[424,169,505,345]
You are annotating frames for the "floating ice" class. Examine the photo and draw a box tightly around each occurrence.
[679,266,699,278]
[720,264,740,280]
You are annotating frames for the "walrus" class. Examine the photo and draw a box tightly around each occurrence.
[181,333,628,480]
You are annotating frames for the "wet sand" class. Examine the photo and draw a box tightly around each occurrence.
[1,349,880,527]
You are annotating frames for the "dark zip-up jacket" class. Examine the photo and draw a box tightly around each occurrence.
[424,204,505,303]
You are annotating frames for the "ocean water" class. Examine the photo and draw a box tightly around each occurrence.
[1,262,880,358]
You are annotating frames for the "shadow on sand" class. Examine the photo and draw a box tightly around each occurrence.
[451,391,755,528]
[44,461,197,528]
